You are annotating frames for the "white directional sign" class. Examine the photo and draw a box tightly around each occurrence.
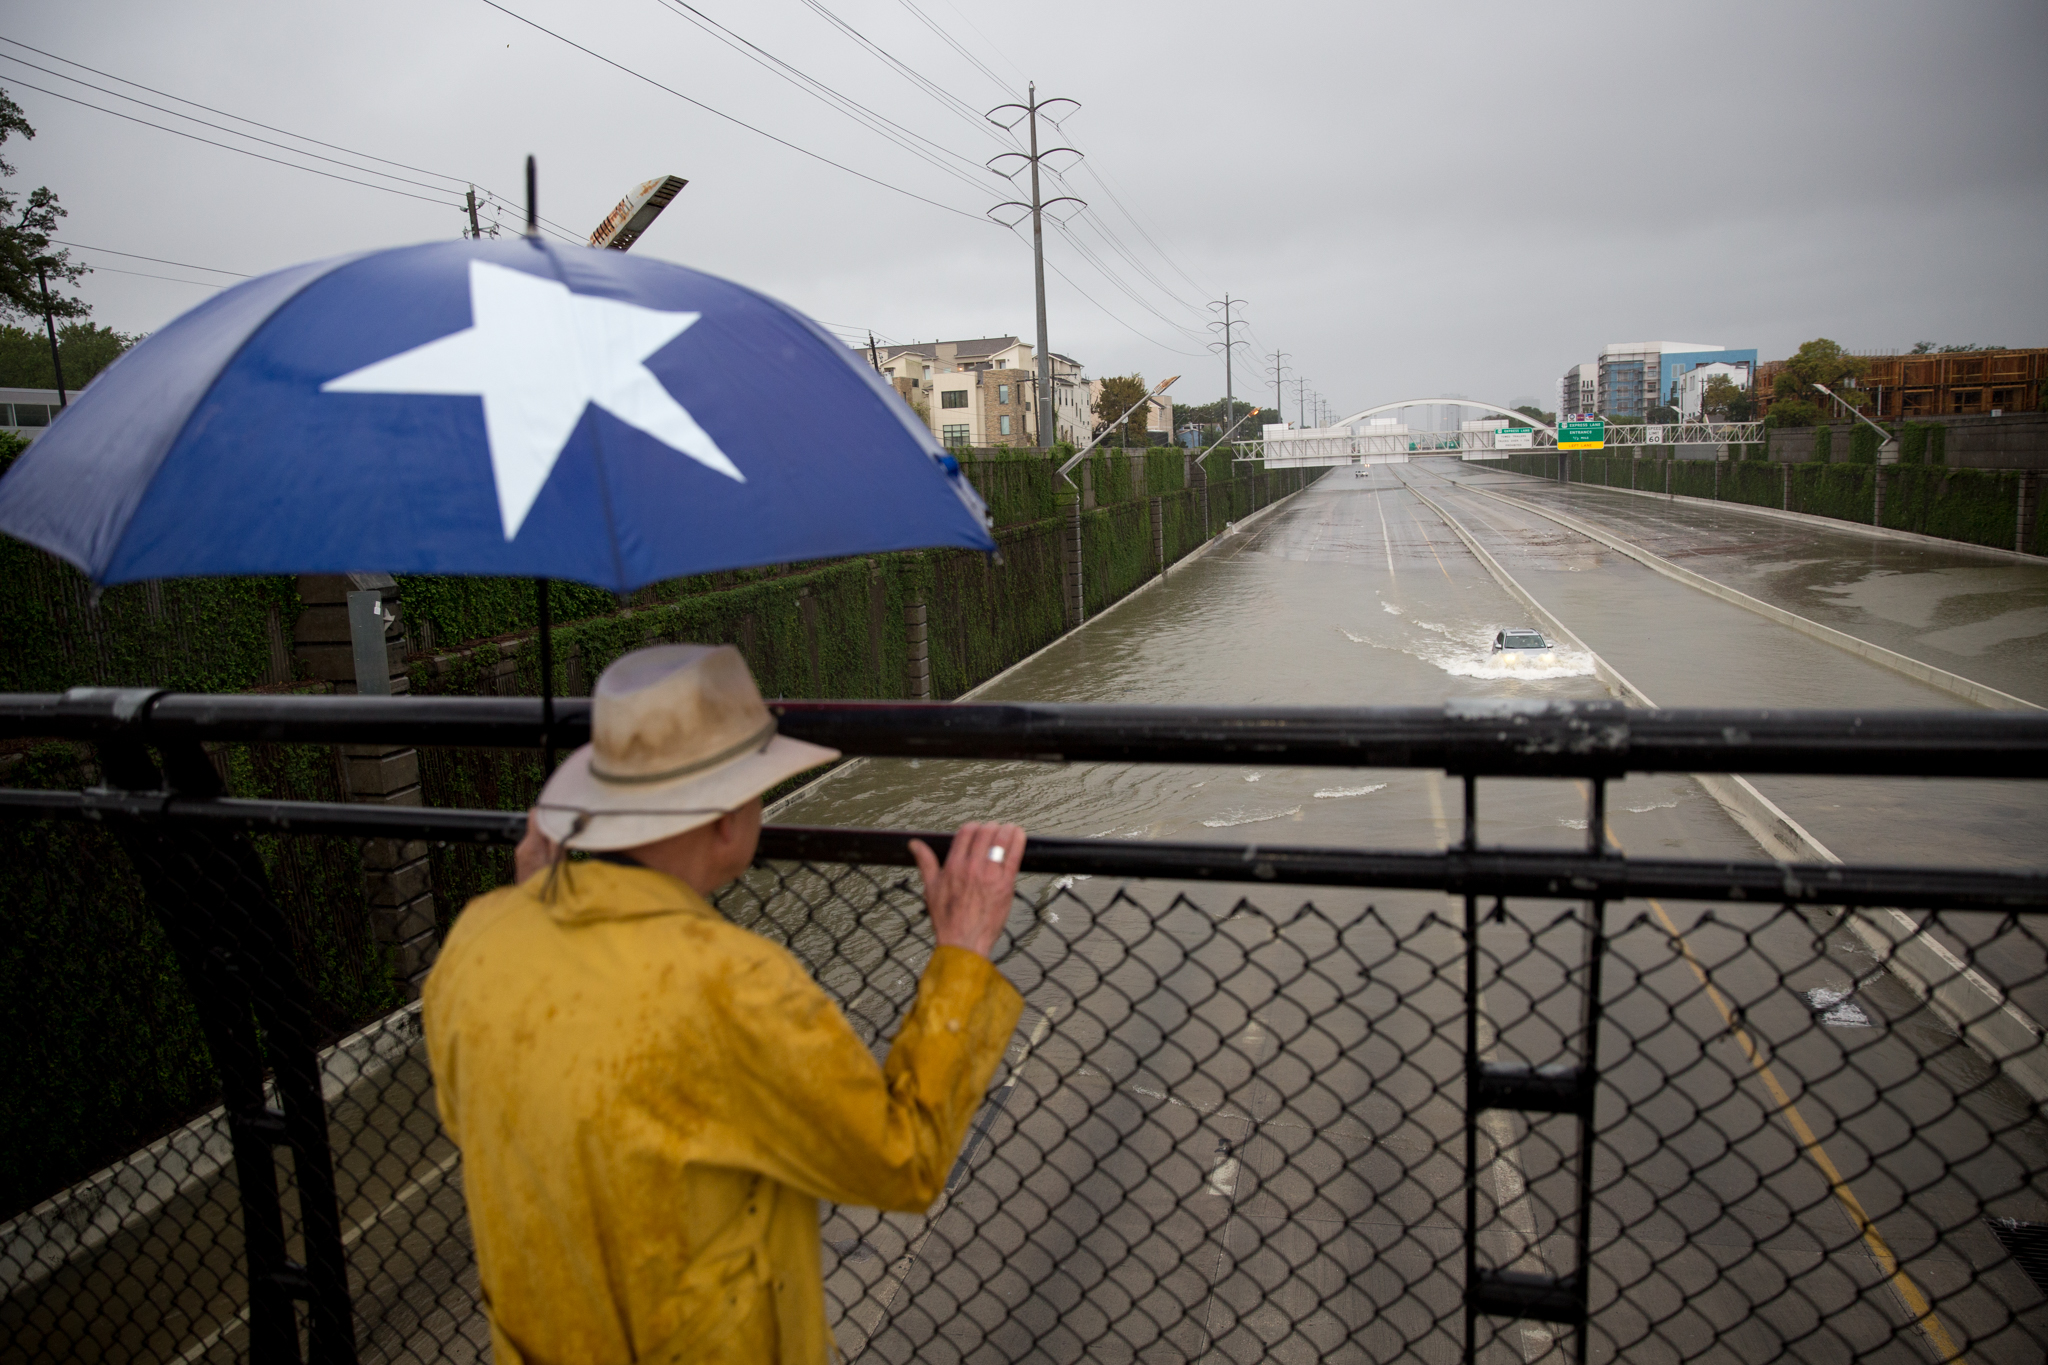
[1494,429,1534,450]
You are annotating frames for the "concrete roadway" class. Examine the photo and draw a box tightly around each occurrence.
[773,461,2048,1364]
[39,463,2039,1364]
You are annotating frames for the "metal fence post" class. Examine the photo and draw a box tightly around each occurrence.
[1063,499,1085,627]
[904,599,931,700]
[88,710,357,1365]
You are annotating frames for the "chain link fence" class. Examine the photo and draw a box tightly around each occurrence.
[2,696,2046,1363]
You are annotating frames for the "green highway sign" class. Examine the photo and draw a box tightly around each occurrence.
[1558,419,1605,450]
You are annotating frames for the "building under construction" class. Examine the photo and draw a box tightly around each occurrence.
[1761,348,2048,420]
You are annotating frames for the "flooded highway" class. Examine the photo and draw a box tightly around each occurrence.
[765,460,2048,1364]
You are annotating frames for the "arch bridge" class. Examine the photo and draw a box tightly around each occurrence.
[1255,399,1554,469]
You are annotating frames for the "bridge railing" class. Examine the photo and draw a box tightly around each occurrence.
[2,693,2046,1365]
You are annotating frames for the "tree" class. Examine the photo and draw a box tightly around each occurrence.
[1511,404,1555,427]
[0,321,139,389]
[1646,404,1680,424]
[0,87,88,326]
[1910,341,2005,354]
[1699,375,1753,421]
[1766,398,1820,429]
[1093,374,1149,447]
[1771,338,1869,416]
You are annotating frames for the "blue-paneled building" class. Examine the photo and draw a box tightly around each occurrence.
[1586,343,1756,416]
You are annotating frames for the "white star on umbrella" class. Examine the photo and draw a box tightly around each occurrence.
[323,259,743,540]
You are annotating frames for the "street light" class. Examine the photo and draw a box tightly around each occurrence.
[1056,375,1179,484]
[1811,384,1900,464]
[587,175,689,251]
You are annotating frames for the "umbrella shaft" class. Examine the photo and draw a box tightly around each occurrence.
[537,578,555,769]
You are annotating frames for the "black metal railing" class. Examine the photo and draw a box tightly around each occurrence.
[1,691,2045,1364]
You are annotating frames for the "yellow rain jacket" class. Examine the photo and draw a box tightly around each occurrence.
[422,859,1023,1365]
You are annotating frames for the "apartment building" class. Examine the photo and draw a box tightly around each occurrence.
[1558,363,1597,418]
[862,336,1090,447]
[1579,342,1756,417]
[1675,362,1751,417]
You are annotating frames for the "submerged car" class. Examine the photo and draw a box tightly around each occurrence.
[1492,628,1553,654]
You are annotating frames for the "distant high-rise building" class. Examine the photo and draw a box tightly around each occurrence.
[1587,342,1757,417]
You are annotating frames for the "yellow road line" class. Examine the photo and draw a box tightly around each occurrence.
[1585,786,1961,1358]
[1646,896,1963,1362]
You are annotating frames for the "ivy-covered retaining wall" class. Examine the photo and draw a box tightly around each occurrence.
[1501,452,2041,554]
[0,730,387,1219]
[0,449,1312,1216]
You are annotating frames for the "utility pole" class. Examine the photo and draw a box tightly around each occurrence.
[987,85,1080,451]
[36,266,67,409]
[1266,351,1291,420]
[466,187,483,239]
[867,331,883,373]
[1209,295,1249,446]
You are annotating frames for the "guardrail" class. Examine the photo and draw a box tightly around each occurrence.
[1,692,2044,1364]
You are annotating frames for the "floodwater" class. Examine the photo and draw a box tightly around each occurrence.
[777,456,2046,873]
[777,463,1732,858]
[765,458,2048,1365]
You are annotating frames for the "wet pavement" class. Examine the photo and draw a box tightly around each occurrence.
[1442,464,2048,708]
[768,461,2048,1363]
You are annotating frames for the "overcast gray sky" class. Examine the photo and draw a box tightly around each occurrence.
[6,0,2044,418]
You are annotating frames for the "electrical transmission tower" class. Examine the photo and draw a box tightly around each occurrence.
[1266,351,1292,420]
[1209,295,1250,440]
[988,85,1082,450]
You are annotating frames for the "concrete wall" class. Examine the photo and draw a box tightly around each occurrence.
[1767,412,2048,469]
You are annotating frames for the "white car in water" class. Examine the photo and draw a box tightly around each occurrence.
[1492,628,1554,655]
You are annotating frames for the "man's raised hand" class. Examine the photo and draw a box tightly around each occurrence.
[909,821,1027,959]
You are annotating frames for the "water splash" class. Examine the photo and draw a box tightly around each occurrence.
[1314,783,1388,799]
[1341,620,1596,681]
[1202,805,1304,828]
[1624,799,1679,813]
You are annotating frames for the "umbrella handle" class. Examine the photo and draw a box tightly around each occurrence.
[538,577,555,770]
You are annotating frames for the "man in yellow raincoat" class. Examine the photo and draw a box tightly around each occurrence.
[424,643,1026,1364]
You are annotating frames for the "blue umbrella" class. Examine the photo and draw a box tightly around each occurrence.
[0,237,993,588]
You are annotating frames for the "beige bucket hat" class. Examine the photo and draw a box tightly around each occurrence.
[533,643,838,852]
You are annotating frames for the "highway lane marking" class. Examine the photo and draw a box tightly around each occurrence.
[1420,466,2048,1104]
[1374,488,1396,578]
[1195,1014,1274,1364]
[848,1006,1061,1350]
[167,1142,468,1365]
[1465,481,2039,712]
[1644,896,1963,1363]
[1396,496,1459,585]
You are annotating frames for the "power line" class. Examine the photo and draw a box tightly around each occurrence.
[779,5,1216,353]
[646,0,1001,196]
[1049,218,1207,340]
[1016,226,1204,358]
[1076,160,1210,298]
[50,239,251,277]
[69,260,228,289]
[0,52,465,198]
[892,0,1016,97]
[1049,184,1208,318]
[476,0,991,224]
[795,0,1014,141]
[1,77,463,211]
[928,0,1031,88]
[0,37,583,240]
